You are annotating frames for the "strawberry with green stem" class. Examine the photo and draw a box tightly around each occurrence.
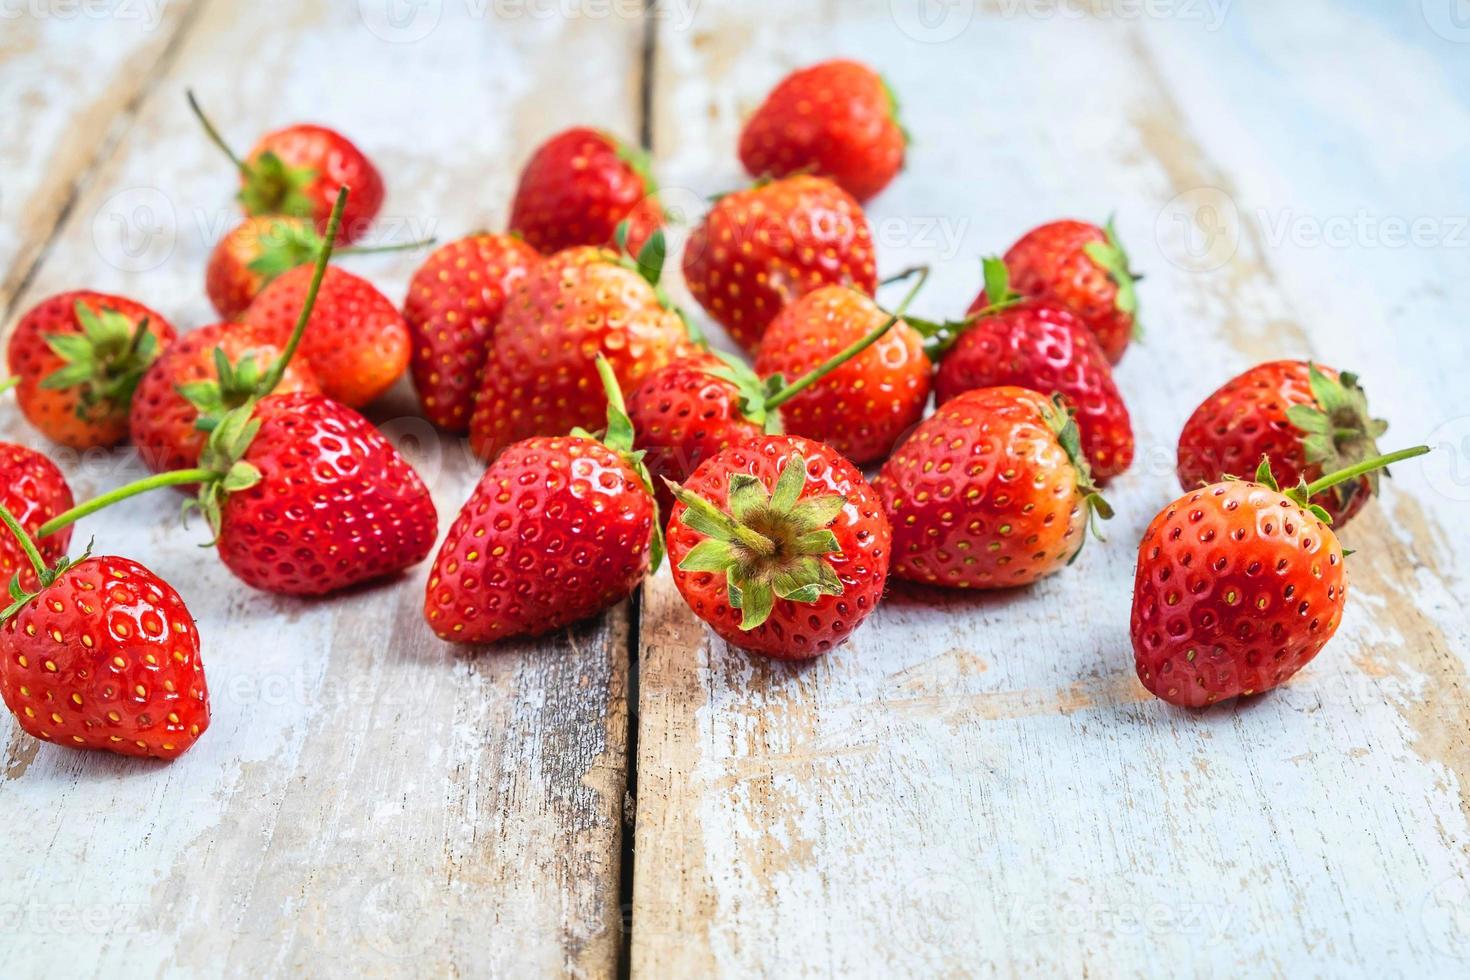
[0,443,74,591]
[1133,447,1429,707]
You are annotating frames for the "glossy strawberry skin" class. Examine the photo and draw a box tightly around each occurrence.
[1003,221,1133,363]
[7,291,176,448]
[425,436,654,643]
[0,556,209,760]
[245,124,383,244]
[129,322,320,475]
[1131,481,1347,707]
[206,216,312,320]
[739,59,905,202]
[874,386,1089,589]
[683,175,877,351]
[403,233,540,432]
[0,443,74,591]
[217,393,437,597]
[626,354,764,517]
[935,300,1134,481]
[468,247,693,463]
[754,285,929,466]
[668,434,890,659]
[508,128,661,257]
[242,264,409,408]
[1177,361,1368,527]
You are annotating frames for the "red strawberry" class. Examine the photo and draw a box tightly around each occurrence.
[666,434,890,659]
[683,175,877,351]
[1177,361,1392,528]
[403,233,540,431]
[753,284,929,465]
[0,511,209,760]
[129,321,320,475]
[0,443,74,590]
[1131,450,1424,707]
[242,264,409,408]
[468,243,694,462]
[508,128,663,257]
[874,386,1111,589]
[935,259,1134,481]
[426,358,659,643]
[6,291,176,448]
[739,59,906,202]
[999,219,1140,363]
[188,91,383,244]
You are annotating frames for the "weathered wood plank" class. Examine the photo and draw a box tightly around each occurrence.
[0,3,647,975]
[633,1,1470,974]
[0,0,200,315]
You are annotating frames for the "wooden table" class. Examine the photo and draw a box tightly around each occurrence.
[2,1,1468,975]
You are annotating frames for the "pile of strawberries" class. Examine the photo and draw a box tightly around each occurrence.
[0,60,1427,762]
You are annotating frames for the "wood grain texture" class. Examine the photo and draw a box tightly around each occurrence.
[633,0,1470,974]
[0,2,647,974]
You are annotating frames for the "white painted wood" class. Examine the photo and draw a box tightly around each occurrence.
[634,1,1470,975]
[0,3,647,975]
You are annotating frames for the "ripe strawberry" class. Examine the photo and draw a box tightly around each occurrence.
[129,321,320,475]
[753,284,928,465]
[468,243,694,462]
[1131,449,1425,707]
[666,434,890,659]
[0,507,208,760]
[1177,361,1392,528]
[935,259,1134,481]
[739,59,906,202]
[0,443,74,590]
[874,386,1111,589]
[426,358,660,643]
[242,263,409,408]
[6,291,176,448]
[508,128,663,257]
[999,219,1140,363]
[683,175,877,351]
[188,91,383,244]
[403,233,540,431]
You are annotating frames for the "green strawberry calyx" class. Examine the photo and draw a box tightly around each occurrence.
[1039,394,1113,553]
[1251,444,1431,526]
[606,132,660,196]
[186,90,316,219]
[42,303,160,421]
[1082,216,1143,338]
[570,355,666,574]
[880,73,912,150]
[665,452,847,631]
[0,502,92,622]
[1283,363,1391,513]
[907,256,1025,358]
[612,221,707,348]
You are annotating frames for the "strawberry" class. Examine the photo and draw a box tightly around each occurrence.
[998,219,1140,364]
[468,240,694,462]
[753,283,928,465]
[0,443,74,590]
[6,291,176,448]
[0,507,208,760]
[683,175,877,351]
[241,263,409,408]
[426,357,660,643]
[666,434,890,659]
[934,259,1134,481]
[129,321,320,475]
[187,91,383,244]
[206,216,432,320]
[508,127,663,257]
[402,233,540,432]
[739,59,906,202]
[1177,361,1393,528]
[1132,450,1426,707]
[873,386,1111,589]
